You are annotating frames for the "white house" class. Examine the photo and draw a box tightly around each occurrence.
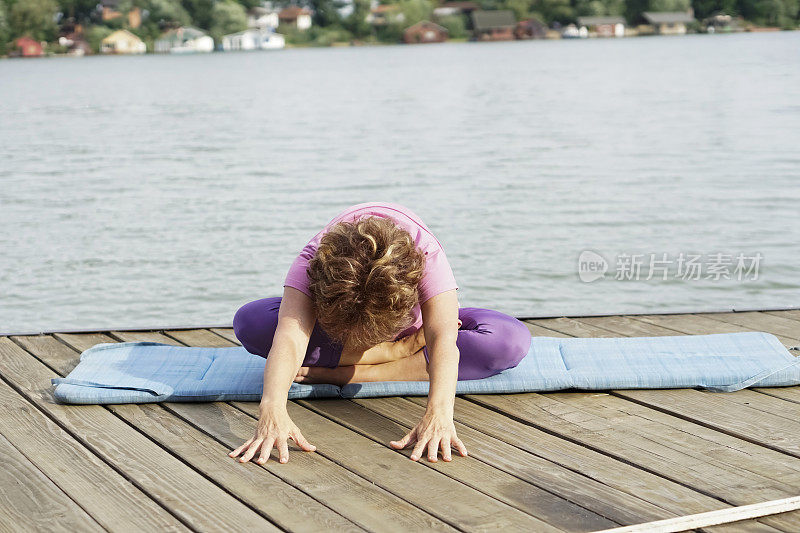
[154,27,214,53]
[222,29,285,50]
[643,10,696,34]
[247,6,279,29]
[576,16,625,37]
[278,6,312,30]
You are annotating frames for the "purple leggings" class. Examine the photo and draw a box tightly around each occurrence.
[233,297,531,380]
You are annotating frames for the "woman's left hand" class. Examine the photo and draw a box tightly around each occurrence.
[389,408,468,462]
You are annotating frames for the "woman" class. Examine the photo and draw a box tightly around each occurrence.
[228,202,532,465]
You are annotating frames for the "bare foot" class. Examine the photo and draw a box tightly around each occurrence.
[394,319,461,358]
[394,328,426,359]
[294,365,358,386]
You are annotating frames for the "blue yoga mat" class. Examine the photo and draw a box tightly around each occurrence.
[50,331,800,404]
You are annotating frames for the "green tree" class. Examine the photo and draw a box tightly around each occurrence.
[181,0,215,29]
[8,0,59,41]
[0,2,8,54]
[59,0,100,21]
[344,0,371,37]
[311,0,346,26]
[504,0,532,19]
[86,24,113,52]
[209,0,247,41]
[572,0,604,15]
[649,0,691,11]
[398,0,434,25]
[144,0,191,28]
[740,0,799,26]
[624,0,650,23]
[531,0,573,23]
[437,14,468,36]
[692,0,738,19]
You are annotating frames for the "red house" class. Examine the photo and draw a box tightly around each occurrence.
[403,21,449,44]
[471,10,517,41]
[13,37,44,57]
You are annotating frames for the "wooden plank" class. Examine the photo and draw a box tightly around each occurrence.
[523,321,571,338]
[754,387,800,406]
[463,394,796,532]
[764,310,800,323]
[169,322,798,530]
[209,327,239,344]
[0,431,104,533]
[167,402,457,532]
[24,331,365,533]
[629,313,797,349]
[233,400,564,531]
[0,339,189,532]
[443,395,794,521]
[16,334,83,374]
[165,328,234,347]
[559,313,800,463]
[617,388,800,459]
[575,316,674,337]
[166,329,573,529]
[55,331,152,353]
[116,329,459,531]
[701,312,800,344]
[111,330,183,345]
[302,397,620,531]
[526,317,618,337]
[0,336,279,531]
[112,402,364,533]
[595,495,800,533]
[346,396,692,527]
[536,391,800,485]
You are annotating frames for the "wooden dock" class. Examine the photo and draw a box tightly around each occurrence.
[2,309,800,532]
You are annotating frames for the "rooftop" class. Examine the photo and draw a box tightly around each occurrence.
[3,308,800,530]
[279,6,312,18]
[577,16,626,26]
[156,26,209,44]
[472,9,517,30]
[643,11,697,24]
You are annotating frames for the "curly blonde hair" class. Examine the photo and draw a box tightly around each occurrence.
[307,216,426,349]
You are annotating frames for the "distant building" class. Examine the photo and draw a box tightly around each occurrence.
[704,13,737,33]
[155,27,214,53]
[68,39,92,56]
[100,30,146,54]
[577,16,625,37]
[515,18,548,39]
[562,23,588,38]
[278,6,312,30]
[433,1,480,18]
[247,6,279,29]
[100,0,142,29]
[222,29,285,50]
[12,37,44,57]
[471,10,516,41]
[366,4,405,26]
[642,10,696,35]
[403,21,448,44]
[59,32,92,56]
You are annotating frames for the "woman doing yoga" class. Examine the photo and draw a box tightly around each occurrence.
[229,202,532,465]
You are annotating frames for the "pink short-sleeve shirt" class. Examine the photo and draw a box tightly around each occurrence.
[284,202,459,339]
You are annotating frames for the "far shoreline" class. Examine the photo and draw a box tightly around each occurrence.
[1,27,795,61]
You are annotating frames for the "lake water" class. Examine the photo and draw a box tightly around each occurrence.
[2,32,799,333]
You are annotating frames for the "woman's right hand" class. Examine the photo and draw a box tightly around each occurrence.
[228,403,316,464]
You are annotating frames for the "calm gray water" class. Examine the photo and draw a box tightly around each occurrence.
[2,32,799,333]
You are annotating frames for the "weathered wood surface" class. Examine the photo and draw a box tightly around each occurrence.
[1,309,800,532]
